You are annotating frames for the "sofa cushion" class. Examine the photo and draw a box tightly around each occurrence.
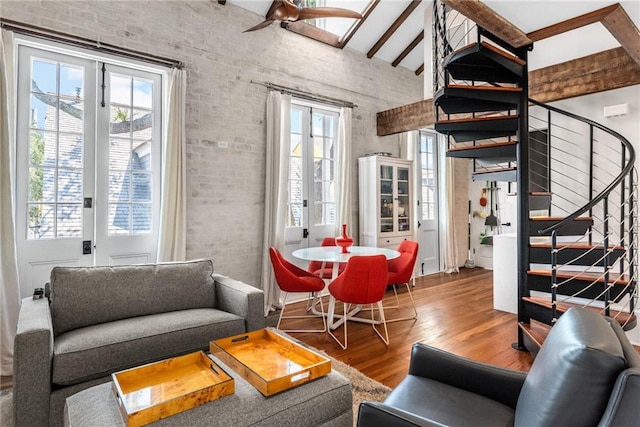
[382,374,515,427]
[515,308,627,427]
[52,308,245,385]
[50,259,216,336]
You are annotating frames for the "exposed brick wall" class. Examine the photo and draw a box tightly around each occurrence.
[2,1,423,287]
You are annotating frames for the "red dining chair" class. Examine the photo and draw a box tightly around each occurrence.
[386,240,419,322]
[327,255,389,349]
[269,247,327,333]
[307,237,346,279]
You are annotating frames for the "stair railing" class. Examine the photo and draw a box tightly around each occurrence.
[529,98,637,326]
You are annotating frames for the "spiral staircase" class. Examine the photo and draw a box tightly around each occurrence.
[433,2,638,354]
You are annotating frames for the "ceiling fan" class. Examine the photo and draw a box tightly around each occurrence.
[244,0,363,33]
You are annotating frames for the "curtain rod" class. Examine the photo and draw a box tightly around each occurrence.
[251,80,357,109]
[1,18,183,69]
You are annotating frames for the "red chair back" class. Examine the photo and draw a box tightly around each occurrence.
[269,247,325,293]
[387,240,419,285]
[307,237,344,278]
[328,255,388,305]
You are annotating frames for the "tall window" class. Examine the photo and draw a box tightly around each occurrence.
[286,102,339,245]
[420,131,437,220]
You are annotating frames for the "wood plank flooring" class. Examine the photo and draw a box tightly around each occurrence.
[282,267,534,388]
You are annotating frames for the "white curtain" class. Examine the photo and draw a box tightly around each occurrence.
[336,107,352,235]
[443,155,459,273]
[157,68,186,262]
[260,91,291,316]
[0,29,20,376]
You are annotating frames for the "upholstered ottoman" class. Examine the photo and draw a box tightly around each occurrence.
[64,355,352,427]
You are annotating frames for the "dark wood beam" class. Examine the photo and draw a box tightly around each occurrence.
[527,4,619,42]
[367,0,422,59]
[376,48,640,136]
[340,0,380,48]
[392,31,424,67]
[415,63,424,76]
[377,99,434,136]
[443,0,531,48]
[529,47,640,104]
[601,4,640,66]
[218,0,226,4]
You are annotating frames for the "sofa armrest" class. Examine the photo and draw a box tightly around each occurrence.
[408,343,526,409]
[357,401,446,427]
[13,297,54,427]
[213,273,265,332]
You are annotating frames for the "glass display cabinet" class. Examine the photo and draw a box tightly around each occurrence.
[359,155,414,249]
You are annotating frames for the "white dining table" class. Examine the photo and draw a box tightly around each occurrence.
[292,245,400,330]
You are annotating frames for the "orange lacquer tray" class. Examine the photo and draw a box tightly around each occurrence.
[111,351,234,427]
[210,329,331,396]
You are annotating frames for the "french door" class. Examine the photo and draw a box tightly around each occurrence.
[15,45,162,298]
[417,130,440,275]
[283,102,339,265]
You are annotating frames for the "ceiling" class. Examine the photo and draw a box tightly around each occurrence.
[225,0,640,75]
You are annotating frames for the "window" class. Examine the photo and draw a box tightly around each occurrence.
[420,131,437,220]
[286,102,339,243]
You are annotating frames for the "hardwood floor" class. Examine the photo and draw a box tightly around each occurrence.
[283,267,535,388]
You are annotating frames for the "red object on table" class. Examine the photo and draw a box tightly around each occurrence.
[335,224,353,253]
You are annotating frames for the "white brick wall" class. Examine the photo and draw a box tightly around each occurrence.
[2,0,423,288]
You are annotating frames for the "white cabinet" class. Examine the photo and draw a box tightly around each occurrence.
[358,156,414,249]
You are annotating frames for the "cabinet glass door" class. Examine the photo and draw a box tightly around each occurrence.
[379,165,393,233]
[397,166,411,232]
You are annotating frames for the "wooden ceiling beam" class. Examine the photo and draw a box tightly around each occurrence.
[527,4,619,42]
[392,31,424,67]
[443,0,531,48]
[340,0,380,48]
[415,63,424,76]
[377,47,640,136]
[367,0,422,59]
[600,4,640,66]
[529,47,640,104]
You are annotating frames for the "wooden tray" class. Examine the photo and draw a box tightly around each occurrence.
[210,329,331,396]
[111,351,234,427]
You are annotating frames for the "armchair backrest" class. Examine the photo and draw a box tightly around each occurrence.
[269,247,324,293]
[328,255,387,305]
[514,308,631,427]
[387,240,419,284]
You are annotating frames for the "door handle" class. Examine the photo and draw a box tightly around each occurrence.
[303,228,309,238]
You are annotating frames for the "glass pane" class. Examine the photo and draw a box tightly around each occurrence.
[314,158,323,180]
[59,64,84,99]
[312,114,323,136]
[111,106,133,136]
[132,173,152,202]
[28,203,55,239]
[289,157,302,180]
[29,167,56,202]
[109,172,130,203]
[326,116,335,138]
[398,167,409,181]
[380,165,392,180]
[59,101,84,134]
[57,204,82,237]
[314,203,323,224]
[289,180,302,203]
[110,138,131,170]
[132,204,152,234]
[29,94,52,130]
[29,130,56,166]
[288,203,302,227]
[109,203,130,235]
[58,133,83,168]
[313,137,325,159]
[133,79,153,109]
[110,75,131,105]
[132,109,152,141]
[57,169,82,202]
[32,59,57,96]
[290,134,302,155]
[291,109,302,135]
[132,142,151,171]
[380,218,393,233]
[381,197,392,217]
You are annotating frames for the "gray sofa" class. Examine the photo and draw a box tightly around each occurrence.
[357,307,640,426]
[13,259,264,427]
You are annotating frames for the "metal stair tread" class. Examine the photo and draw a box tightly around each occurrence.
[436,115,518,125]
[530,242,625,251]
[523,296,636,328]
[447,141,517,152]
[527,269,630,285]
[471,167,517,182]
[529,216,593,221]
[444,41,525,83]
[518,320,550,349]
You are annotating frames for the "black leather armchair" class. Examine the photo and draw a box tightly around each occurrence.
[358,308,640,426]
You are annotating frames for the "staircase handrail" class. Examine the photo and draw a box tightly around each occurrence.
[529,97,636,235]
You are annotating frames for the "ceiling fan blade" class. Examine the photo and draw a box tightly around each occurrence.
[243,19,276,33]
[297,7,363,21]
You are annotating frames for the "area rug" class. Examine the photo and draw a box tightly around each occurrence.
[0,352,390,426]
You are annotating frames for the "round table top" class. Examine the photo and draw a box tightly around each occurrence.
[292,245,400,263]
